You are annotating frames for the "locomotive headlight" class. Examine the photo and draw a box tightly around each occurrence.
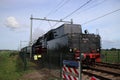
[38,55,42,58]
[69,48,72,52]
[97,49,99,51]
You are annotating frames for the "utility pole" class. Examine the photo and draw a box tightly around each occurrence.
[30,15,33,59]
[29,15,73,59]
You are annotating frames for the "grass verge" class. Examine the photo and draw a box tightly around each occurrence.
[101,50,120,63]
[0,50,34,80]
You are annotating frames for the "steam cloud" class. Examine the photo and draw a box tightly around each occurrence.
[32,27,45,41]
[5,16,20,29]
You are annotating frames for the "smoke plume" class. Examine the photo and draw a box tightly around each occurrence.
[32,27,45,41]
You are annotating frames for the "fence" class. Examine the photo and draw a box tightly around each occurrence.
[19,50,27,70]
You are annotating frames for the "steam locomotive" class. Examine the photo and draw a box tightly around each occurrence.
[21,24,101,66]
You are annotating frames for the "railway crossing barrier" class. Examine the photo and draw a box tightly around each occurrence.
[62,60,81,80]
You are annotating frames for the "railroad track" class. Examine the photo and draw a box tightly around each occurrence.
[99,62,120,66]
[82,71,111,80]
[95,62,120,69]
[82,66,120,80]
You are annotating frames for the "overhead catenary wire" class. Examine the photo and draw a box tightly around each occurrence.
[82,8,120,25]
[46,0,65,17]
[47,21,52,29]
[51,0,70,16]
[74,0,106,18]
[46,0,70,17]
[62,0,93,20]
[52,0,93,28]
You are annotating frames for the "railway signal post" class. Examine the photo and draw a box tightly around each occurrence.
[62,59,82,80]
[79,53,82,80]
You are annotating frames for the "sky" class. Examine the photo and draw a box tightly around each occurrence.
[0,0,120,50]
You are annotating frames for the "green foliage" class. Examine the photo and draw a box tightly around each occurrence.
[0,51,27,80]
[9,51,18,57]
[101,50,120,63]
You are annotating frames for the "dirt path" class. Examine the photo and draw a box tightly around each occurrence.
[20,61,60,80]
[21,71,44,80]
[21,68,52,80]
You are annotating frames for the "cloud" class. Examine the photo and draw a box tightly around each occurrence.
[102,40,120,49]
[5,16,20,29]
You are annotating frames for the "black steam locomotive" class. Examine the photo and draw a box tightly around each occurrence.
[21,24,101,66]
